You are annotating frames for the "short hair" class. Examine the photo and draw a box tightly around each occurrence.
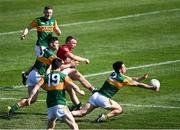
[113,61,124,72]
[47,36,58,45]
[52,58,63,70]
[65,36,76,43]
[44,5,53,11]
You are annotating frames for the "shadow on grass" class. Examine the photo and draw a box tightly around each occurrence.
[0,111,46,120]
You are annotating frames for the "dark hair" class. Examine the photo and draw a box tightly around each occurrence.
[113,61,124,72]
[65,36,76,43]
[47,36,58,45]
[52,58,63,70]
[44,5,53,10]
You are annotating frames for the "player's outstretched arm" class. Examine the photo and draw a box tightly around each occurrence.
[130,80,158,91]
[125,77,159,91]
[60,60,79,70]
[66,52,90,64]
[136,82,157,91]
[131,73,149,82]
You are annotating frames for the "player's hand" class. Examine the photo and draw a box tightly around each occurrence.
[70,60,79,68]
[84,58,90,64]
[21,35,25,40]
[79,90,85,96]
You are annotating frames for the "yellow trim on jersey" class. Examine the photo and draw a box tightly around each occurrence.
[37,26,54,32]
[107,79,124,89]
[107,78,133,89]
[43,76,72,91]
[44,82,65,90]
[37,56,56,65]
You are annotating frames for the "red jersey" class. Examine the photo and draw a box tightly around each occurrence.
[57,44,72,63]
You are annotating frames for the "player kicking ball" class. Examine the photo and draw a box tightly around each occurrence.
[71,61,160,122]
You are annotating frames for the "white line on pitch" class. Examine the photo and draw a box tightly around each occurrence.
[1,59,179,89]
[0,8,180,36]
[84,59,180,78]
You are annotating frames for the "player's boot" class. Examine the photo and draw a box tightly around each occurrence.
[7,106,14,120]
[95,114,107,122]
[22,71,28,85]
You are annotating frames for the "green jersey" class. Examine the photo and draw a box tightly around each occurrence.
[98,72,130,98]
[33,48,56,75]
[30,16,59,47]
[42,71,72,108]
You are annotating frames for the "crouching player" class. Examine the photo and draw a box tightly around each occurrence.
[26,58,85,130]
[72,61,160,122]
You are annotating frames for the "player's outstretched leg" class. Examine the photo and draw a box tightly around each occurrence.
[95,99,123,123]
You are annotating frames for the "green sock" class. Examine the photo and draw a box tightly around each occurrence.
[11,104,19,112]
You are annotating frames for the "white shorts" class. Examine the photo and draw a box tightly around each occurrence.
[34,45,47,57]
[88,92,112,108]
[27,69,42,87]
[61,68,73,75]
[48,105,69,120]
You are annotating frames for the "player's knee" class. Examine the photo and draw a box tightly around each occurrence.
[74,70,82,79]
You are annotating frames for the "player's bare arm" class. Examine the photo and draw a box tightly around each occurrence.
[54,26,61,36]
[20,25,33,40]
[131,73,149,81]
[66,52,90,64]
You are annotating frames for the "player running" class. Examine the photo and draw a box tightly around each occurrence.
[7,36,65,119]
[21,5,61,85]
[57,36,95,111]
[26,58,85,130]
[71,61,160,122]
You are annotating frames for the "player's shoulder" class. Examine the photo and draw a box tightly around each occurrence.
[110,72,125,82]
[59,45,69,51]
[34,16,43,20]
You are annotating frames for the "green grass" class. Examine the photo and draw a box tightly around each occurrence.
[0,0,180,129]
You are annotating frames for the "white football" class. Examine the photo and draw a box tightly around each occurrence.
[149,79,160,89]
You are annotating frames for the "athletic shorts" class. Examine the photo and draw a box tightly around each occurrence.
[88,92,112,108]
[34,45,47,57]
[27,69,42,87]
[61,68,73,75]
[48,105,69,120]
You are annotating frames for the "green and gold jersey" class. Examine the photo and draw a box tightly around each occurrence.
[33,48,56,75]
[98,72,132,98]
[30,16,59,47]
[41,71,72,108]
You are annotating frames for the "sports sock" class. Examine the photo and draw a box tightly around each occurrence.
[11,103,20,112]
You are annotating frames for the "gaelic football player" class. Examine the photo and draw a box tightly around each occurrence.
[72,61,159,122]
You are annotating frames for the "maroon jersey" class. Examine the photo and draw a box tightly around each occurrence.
[57,45,72,63]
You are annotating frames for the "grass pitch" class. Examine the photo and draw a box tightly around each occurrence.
[0,0,180,129]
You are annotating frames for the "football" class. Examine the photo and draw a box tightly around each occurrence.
[149,79,160,91]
